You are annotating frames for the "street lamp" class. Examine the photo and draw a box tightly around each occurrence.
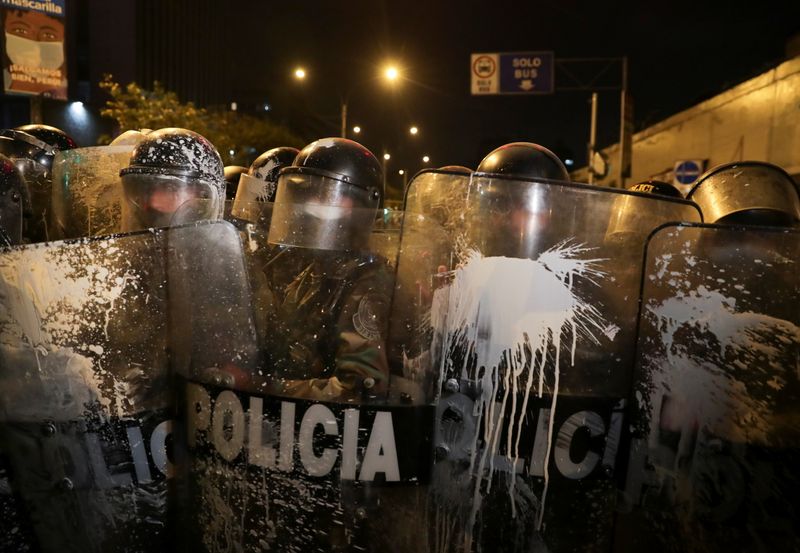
[340,61,404,138]
[422,155,430,163]
[353,126,361,134]
[384,66,399,81]
[381,153,391,200]
[409,126,418,135]
[398,168,408,188]
[291,62,407,139]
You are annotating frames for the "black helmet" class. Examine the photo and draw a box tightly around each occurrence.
[243,146,299,203]
[251,147,300,184]
[223,165,248,201]
[476,142,570,181]
[269,138,383,250]
[16,124,77,152]
[0,131,52,168]
[627,180,683,199]
[0,153,30,246]
[0,129,61,243]
[119,128,225,232]
[687,161,800,227]
[230,147,299,225]
[291,138,383,200]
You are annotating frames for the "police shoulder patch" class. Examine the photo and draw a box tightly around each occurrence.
[352,292,382,341]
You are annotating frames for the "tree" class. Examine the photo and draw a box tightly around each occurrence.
[98,75,304,166]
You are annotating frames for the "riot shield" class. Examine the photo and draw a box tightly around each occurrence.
[169,208,445,552]
[0,230,174,552]
[227,198,274,231]
[404,169,471,268]
[50,146,132,240]
[619,224,800,552]
[404,170,702,552]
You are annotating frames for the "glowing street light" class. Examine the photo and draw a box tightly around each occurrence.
[398,169,405,175]
[409,126,418,135]
[383,153,391,161]
[422,155,430,163]
[294,67,306,80]
[353,126,361,134]
[384,66,399,81]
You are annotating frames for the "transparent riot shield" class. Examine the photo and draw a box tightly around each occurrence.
[50,146,133,240]
[368,208,404,268]
[619,224,800,553]
[168,208,447,552]
[229,173,275,224]
[0,230,174,552]
[227,198,274,231]
[404,170,702,552]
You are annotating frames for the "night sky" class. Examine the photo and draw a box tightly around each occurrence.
[227,0,799,182]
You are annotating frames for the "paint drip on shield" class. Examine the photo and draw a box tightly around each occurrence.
[433,241,608,547]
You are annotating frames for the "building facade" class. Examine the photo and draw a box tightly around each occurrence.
[573,56,800,191]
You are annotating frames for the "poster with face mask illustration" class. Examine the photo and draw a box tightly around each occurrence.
[2,0,67,99]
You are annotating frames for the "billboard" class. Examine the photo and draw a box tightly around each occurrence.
[1,0,67,99]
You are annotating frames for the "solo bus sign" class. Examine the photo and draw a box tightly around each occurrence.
[471,51,554,95]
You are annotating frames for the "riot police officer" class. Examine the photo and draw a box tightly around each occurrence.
[468,141,571,258]
[229,146,298,226]
[260,138,392,401]
[0,124,75,242]
[119,127,226,231]
[235,147,299,204]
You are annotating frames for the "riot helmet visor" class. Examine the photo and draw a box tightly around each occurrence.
[121,172,222,231]
[268,169,380,250]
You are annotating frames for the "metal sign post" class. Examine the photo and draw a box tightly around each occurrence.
[589,92,598,185]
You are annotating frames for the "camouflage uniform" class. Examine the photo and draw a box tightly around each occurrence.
[259,248,393,402]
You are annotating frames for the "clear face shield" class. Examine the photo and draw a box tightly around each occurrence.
[688,163,800,226]
[120,173,223,232]
[50,146,132,239]
[465,175,558,259]
[229,172,277,228]
[604,190,704,249]
[268,170,380,251]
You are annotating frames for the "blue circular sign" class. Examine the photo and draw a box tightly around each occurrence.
[675,160,702,185]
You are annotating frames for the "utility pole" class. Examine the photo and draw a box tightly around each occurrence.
[617,56,630,188]
[588,92,598,185]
